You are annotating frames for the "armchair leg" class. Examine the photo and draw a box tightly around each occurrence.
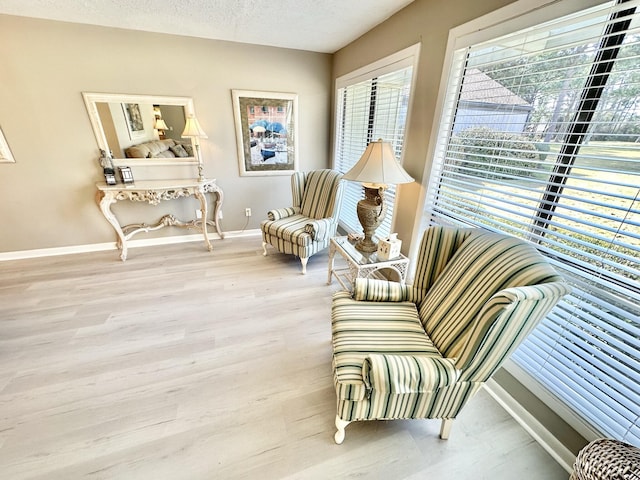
[262,242,268,256]
[440,418,453,440]
[334,415,350,444]
[300,257,308,274]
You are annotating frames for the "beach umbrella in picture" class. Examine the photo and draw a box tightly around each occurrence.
[252,125,266,137]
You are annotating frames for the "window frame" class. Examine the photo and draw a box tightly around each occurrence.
[419,0,637,443]
[333,43,420,238]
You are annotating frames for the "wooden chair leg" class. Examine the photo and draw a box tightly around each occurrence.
[334,415,350,444]
[440,418,453,439]
[262,242,268,256]
[300,257,308,274]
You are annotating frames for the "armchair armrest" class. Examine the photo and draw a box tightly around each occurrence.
[363,354,459,394]
[304,218,334,242]
[353,278,423,303]
[267,206,300,221]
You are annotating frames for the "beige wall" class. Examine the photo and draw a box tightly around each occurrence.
[332,0,519,255]
[0,15,331,253]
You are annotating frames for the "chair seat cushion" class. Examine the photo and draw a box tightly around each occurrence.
[261,214,313,247]
[331,290,441,401]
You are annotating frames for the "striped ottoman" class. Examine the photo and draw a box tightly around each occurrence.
[570,439,640,480]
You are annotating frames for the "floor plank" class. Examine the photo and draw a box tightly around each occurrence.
[0,236,568,479]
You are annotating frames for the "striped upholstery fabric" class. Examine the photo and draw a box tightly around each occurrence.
[263,214,314,246]
[331,226,570,439]
[363,354,458,393]
[332,290,439,402]
[353,278,415,302]
[412,226,475,296]
[261,169,344,270]
[267,206,300,221]
[419,231,562,360]
[299,169,342,219]
[304,218,333,242]
[337,381,484,422]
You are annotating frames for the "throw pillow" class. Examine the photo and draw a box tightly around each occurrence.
[170,144,189,157]
[182,143,194,156]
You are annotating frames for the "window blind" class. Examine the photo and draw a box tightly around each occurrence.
[424,0,640,444]
[334,64,414,237]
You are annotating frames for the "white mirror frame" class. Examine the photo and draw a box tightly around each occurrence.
[82,92,198,167]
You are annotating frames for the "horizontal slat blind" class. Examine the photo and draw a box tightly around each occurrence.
[424,0,640,445]
[335,66,413,237]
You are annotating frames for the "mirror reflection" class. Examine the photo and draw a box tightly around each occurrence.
[83,93,197,164]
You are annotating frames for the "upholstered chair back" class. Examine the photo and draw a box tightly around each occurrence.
[261,169,344,274]
[413,226,566,379]
[296,169,344,220]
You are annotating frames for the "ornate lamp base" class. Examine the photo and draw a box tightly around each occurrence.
[354,185,387,253]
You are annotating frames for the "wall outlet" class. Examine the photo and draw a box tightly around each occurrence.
[195,209,202,219]
[218,210,223,219]
[245,208,252,217]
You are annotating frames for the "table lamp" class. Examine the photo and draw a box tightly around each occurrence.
[182,114,208,182]
[342,139,414,252]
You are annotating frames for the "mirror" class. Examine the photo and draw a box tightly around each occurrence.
[83,92,198,166]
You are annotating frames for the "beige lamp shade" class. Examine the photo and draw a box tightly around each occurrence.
[343,139,414,253]
[342,139,414,187]
[182,115,208,138]
[154,118,169,130]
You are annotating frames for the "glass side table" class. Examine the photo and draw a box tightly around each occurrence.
[327,236,410,290]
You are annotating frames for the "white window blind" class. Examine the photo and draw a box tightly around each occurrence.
[424,0,640,444]
[334,58,414,237]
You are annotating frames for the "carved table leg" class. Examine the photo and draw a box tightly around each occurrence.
[195,189,212,252]
[209,184,225,239]
[97,191,128,261]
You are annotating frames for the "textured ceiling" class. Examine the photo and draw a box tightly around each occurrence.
[0,0,414,53]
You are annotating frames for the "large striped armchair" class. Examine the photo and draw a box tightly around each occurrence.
[261,169,344,274]
[331,226,571,443]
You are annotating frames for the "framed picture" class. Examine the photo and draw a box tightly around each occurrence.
[232,90,298,176]
[122,103,145,140]
[0,126,15,163]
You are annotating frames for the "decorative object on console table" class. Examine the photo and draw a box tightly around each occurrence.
[231,89,298,176]
[342,139,414,253]
[118,166,134,184]
[99,149,117,185]
[182,114,208,182]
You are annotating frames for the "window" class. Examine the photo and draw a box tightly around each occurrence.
[334,45,418,237]
[424,0,639,444]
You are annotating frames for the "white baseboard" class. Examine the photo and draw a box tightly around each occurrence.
[484,378,575,473]
[0,229,262,262]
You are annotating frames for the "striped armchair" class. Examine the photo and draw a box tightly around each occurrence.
[261,169,344,274]
[331,226,571,444]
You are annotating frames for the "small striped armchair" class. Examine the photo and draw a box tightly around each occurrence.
[261,169,344,274]
[331,226,571,444]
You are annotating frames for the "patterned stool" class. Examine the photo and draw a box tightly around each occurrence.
[570,438,640,480]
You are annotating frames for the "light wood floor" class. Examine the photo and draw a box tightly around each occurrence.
[0,235,569,479]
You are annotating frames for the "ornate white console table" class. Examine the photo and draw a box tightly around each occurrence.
[96,178,224,261]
